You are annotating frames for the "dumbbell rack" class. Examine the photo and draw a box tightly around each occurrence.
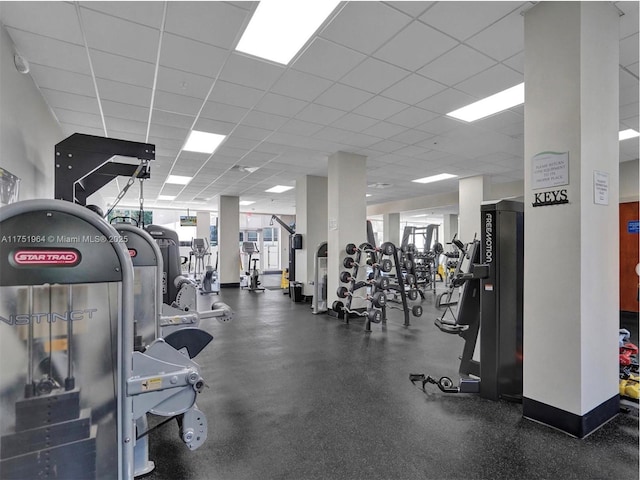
[335,242,419,332]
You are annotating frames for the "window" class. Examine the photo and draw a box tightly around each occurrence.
[246,231,258,242]
[263,227,278,242]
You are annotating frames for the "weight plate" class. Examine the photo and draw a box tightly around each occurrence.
[408,289,418,301]
[343,257,355,269]
[337,286,349,299]
[345,243,357,255]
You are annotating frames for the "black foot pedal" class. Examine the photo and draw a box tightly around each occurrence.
[409,373,426,383]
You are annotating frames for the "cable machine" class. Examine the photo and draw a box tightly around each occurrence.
[270,215,302,281]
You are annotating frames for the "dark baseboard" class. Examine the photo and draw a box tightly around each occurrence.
[523,394,619,438]
[220,283,240,288]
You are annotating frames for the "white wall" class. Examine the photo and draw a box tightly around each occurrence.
[0,24,63,200]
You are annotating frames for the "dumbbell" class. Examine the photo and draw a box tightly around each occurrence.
[404,273,415,286]
[340,271,390,290]
[412,305,423,317]
[346,242,396,257]
[336,287,387,307]
[367,309,383,324]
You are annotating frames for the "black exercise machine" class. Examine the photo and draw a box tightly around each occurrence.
[411,200,524,401]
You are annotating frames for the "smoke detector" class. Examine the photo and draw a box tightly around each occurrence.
[14,54,29,74]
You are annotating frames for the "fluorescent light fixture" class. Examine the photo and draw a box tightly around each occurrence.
[183,130,226,154]
[447,83,524,122]
[157,195,176,201]
[619,129,639,141]
[412,214,428,218]
[166,175,192,185]
[265,185,294,193]
[366,194,372,197]
[236,0,340,65]
[239,200,255,206]
[412,173,458,184]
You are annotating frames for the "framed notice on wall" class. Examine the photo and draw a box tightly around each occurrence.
[531,151,569,190]
[593,170,609,205]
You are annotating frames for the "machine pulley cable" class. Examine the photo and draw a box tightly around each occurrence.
[103,159,149,220]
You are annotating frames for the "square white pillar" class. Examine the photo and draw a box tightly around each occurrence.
[218,195,240,287]
[523,1,619,437]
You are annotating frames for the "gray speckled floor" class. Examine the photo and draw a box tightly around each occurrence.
[145,286,639,480]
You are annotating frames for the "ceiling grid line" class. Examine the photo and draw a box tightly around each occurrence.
[145,1,168,143]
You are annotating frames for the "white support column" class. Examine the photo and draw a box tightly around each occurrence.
[296,175,328,297]
[458,176,488,242]
[523,2,619,437]
[196,211,210,241]
[383,213,400,246]
[218,195,240,287]
[328,152,367,307]
[442,214,458,245]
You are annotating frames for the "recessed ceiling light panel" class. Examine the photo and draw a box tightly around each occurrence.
[158,195,176,201]
[236,0,340,65]
[412,173,458,184]
[183,130,226,154]
[166,175,192,185]
[619,129,639,141]
[447,83,524,122]
[239,200,256,206]
[265,185,294,193]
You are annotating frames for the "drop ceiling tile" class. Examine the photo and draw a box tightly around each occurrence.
[159,33,227,78]
[313,83,373,112]
[192,118,236,135]
[369,140,406,153]
[40,88,99,114]
[320,2,411,55]
[55,108,104,129]
[620,33,639,67]
[375,21,458,72]
[416,88,477,114]
[352,96,408,120]
[331,113,381,132]
[292,38,366,81]
[59,122,105,138]
[455,64,522,98]
[390,129,433,145]
[420,2,521,41]
[219,53,285,90]
[466,10,524,62]
[270,70,333,102]
[296,103,346,125]
[104,116,147,136]
[381,74,446,105]
[385,1,434,18]
[341,57,409,94]
[148,123,188,141]
[90,49,155,87]
[618,1,639,39]
[387,107,439,128]
[80,1,165,29]
[101,99,149,122]
[81,8,159,63]
[154,91,203,116]
[165,1,249,49]
[417,116,465,135]
[418,44,496,86]
[108,129,145,143]
[1,1,83,44]
[362,121,406,139]
[96,78,152,108]
[313,127,355,143]
[341,132,383,149]
[27,65,93,97]
[201,101,248,123]
[151,110,194,130]
[209,80,263,109]
[232,125,272,141]
[6,28,90,74]
[254,93,308,117]
[156,66,214,99]
[620,102,639,121]
[241,111,288,130]
[503,51,524,75]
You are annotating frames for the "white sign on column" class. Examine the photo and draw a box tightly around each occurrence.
[531,151,569,189]
[593,170,609,205]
